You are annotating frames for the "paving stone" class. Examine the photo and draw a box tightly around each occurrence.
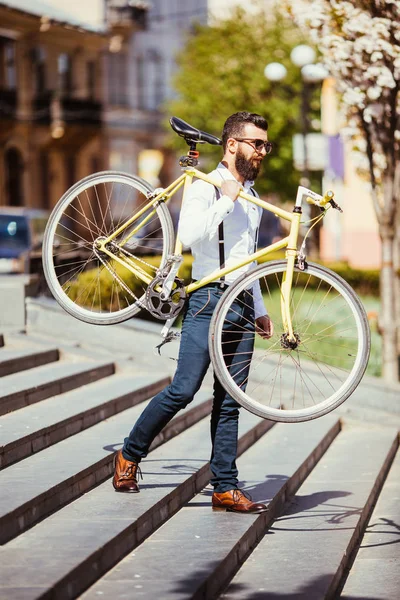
[340,450,400,600]
[0,388,213,544]
[222,425,398,600]
[0,408,270,600]
[81,414,340,600]
[0,359,115,416]
[0,373,170,468]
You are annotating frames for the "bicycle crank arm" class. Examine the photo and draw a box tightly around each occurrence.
[160,255,183,299]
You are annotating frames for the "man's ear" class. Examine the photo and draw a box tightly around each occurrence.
[226,138,237,154]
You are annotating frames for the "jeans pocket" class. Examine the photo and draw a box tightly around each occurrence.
[191,289,211,317]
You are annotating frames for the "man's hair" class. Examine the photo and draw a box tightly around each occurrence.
[222,112,268,151]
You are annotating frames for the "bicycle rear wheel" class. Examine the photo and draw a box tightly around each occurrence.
[209,261,370,422]
[43,171,174,325]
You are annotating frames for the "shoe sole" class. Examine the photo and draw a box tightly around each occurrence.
[212,506,268,514]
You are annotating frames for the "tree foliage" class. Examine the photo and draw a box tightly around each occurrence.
[286,0,400,380]
[164,4,320,201]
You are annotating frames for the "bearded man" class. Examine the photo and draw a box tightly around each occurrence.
[113,112,274,513]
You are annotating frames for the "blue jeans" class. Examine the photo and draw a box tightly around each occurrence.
[122,285,255,493]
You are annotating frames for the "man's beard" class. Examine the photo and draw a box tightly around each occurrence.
[235,149,262,181]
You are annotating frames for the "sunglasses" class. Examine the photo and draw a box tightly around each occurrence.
[233,138,273,154]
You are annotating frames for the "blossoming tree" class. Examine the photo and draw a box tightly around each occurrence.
[286,0,400,381]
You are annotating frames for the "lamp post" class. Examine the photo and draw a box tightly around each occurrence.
[264,46,328,250]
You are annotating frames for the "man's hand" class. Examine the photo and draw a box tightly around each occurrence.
[255,315,274,339]
[221,180,242,202]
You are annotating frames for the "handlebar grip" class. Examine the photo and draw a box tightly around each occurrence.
[306,190,335,207]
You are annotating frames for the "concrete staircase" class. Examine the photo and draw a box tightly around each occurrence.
[0,298,398,600]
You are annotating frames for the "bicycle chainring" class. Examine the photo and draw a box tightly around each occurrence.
[145,275,187,320]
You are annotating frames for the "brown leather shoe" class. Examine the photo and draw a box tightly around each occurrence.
[212,489,268,513]
[113,449,142,493]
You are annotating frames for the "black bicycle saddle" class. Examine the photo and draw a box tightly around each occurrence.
[170,116,222,145]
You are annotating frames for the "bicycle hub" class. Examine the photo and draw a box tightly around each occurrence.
[280,332,301,350]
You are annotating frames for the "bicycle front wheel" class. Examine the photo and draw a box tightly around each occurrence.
[43,171,174,325]
[209,260,370,422]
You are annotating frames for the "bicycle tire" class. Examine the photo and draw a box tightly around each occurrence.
[209,260,370,422]
[43,170,174,325]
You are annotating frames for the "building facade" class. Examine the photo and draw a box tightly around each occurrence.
[103,0,208,190]
[0,2,110,210]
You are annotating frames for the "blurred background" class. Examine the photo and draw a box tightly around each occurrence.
[0,0,384,374]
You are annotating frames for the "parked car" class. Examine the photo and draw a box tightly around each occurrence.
[0,207,49,275]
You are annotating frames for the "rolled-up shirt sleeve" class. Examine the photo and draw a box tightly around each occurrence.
[253,279,268,318]
[178,179,234,248]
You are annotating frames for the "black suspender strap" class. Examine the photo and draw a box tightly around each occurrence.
[250,188,259,253]
[214,186,225,281]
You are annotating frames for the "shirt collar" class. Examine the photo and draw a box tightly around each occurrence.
[216,162,254,191]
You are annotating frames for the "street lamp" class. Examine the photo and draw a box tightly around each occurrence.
[264,45,328,251]
[265,44,327,188]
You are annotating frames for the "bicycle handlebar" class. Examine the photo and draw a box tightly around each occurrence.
[295,186,343,212]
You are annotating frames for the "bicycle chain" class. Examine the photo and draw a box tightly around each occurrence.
[92,241,181,318]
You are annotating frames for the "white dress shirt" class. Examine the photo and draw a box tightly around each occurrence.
[178,163,267,318]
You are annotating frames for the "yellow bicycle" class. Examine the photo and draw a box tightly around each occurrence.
[43,117,370,422]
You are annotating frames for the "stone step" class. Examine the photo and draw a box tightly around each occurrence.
[0,344,59,377]
[223,424,399,599]
[82,414,340,600]
[0,373,171,469]
[340,447,400,600]
[0,409,272,600]
[5,331,118,362]
[0,388,214,545]
[26,297,168,357]
[338,401,400,429]
[0,359,115,416]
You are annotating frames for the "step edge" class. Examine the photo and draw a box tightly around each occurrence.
[0,363,115,416]
[327,430,400,599]
[8,416,275,600]
[0,389,211,545]
[0,376,171,468]
[199,418,342,600]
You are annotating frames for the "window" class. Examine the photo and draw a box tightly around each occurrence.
[4,148,24,207]
[33,46,46,94]
[136,54,145,109]
[136,49,164,111]
[107,52,128,106]
[58,53,73,95]
[87,61,96,99]
[0,37,16,89]
[39,152,50,209]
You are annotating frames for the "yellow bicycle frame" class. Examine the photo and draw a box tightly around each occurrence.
[96,167,302,341]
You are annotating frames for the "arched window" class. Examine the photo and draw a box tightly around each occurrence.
[5,147,24,207]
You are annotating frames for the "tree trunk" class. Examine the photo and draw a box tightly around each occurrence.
[394,237,400,369]
[380,224,398,381]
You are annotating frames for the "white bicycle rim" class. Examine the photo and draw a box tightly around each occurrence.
[209,261,370,422]
[43,171,174,325]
